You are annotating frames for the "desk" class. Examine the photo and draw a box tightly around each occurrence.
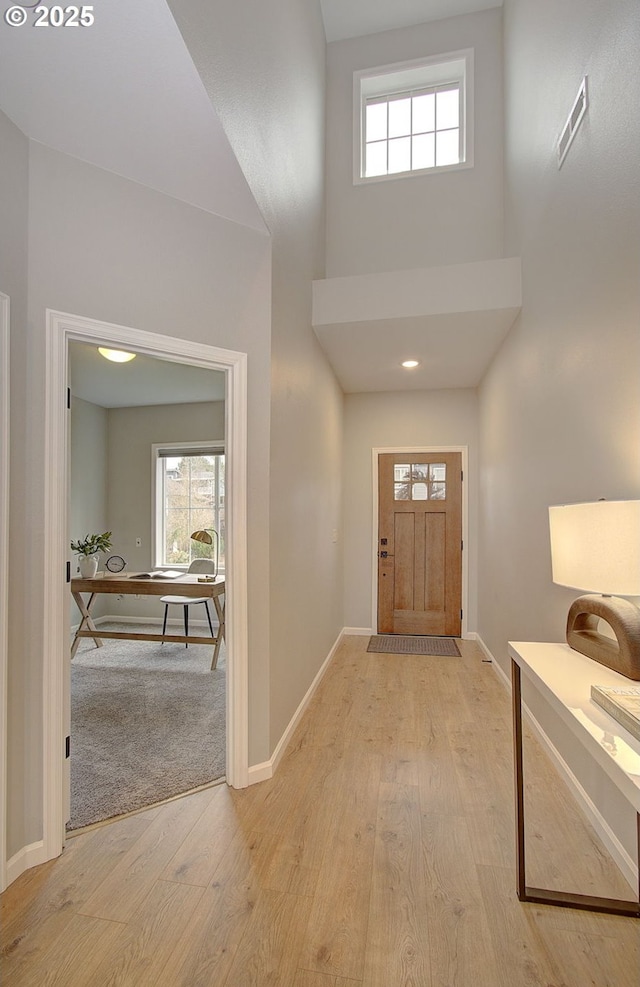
[509,641,640,917]
[71,573,225,670]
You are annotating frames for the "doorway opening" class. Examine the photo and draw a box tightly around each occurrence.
[67,341,228,830]
[43,310,249,862]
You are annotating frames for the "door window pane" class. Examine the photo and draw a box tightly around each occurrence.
[394,483,410,500]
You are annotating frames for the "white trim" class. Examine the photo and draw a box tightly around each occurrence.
[247,628,346,784]
[371,446,469,638]
[353,49,474,184]
[6,841,49,888]
[343,626,373,636]
[43,310,250,866]
[0,292,9,891]
[478,635,637,890]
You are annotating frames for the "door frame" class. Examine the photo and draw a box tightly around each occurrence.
[371,446,469,638]
[0,292,9,892]
[43,310,249,862]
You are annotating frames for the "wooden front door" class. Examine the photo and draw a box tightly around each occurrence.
[377,452,462,636]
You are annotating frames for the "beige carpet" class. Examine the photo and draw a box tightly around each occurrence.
[69,622,225,830]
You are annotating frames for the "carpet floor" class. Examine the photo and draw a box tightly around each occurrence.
[69,622,225,831]
[367,635,461,656]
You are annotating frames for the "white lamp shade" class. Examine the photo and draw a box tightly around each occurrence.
[549,500,640,595]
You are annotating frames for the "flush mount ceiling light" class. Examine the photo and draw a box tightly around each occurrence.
[98,347,137,363]
[401,359,420,369]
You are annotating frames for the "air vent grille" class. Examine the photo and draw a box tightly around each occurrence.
[558,77,588,167]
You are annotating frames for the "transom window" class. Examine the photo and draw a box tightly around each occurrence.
[154,443,225,569]
[354,50,473,183]
[365,85,460,177]
[394,463,447,501]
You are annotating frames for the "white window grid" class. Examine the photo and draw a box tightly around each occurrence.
[364,83,461,178]
[353,49,473,185]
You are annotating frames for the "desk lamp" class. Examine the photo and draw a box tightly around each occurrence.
[548,500,640,679]
[190,527,219,578]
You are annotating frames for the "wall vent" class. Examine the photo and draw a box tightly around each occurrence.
[557,77,588,167]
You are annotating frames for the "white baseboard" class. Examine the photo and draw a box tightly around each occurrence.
[247,628,347,785]
[344,626,372,636]
[6,840,49,888]
[477,634,637,890]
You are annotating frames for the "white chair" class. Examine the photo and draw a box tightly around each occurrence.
[160,559,216,647]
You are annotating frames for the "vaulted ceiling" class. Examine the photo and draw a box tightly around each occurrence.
[0,1,507,398]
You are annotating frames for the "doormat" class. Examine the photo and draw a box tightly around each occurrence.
[367,635,461,656]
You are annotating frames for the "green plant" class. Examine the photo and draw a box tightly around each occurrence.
[70,531,113,556]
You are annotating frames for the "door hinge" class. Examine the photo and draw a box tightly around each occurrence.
[66,560,71,583]
[67,387,71,409]
[65,736,70,759]
[460,609,463,620]
[461,469,463,481]
[461,539,464,551]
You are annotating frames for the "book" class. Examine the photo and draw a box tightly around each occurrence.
[590,684,640,742]
[130,570,183,579]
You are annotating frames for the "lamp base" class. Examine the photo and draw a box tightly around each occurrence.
[566,594,640,680]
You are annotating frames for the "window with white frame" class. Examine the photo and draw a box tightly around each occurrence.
[354,50,473,182]
[153,442,225,570]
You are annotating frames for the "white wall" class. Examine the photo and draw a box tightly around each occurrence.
[343,388,478,632]
[70,398,108,559]
[170,0,345,752]
[0,110,30,862]
[70,398,224,622]
[3,137,271,856]
[478,0,640,865]
[70,398,109,619]
[106,400,224,619]
[325,7,504,277]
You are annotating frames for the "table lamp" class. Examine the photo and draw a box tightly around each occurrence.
[548,500,640,679]
[190,527,219,579]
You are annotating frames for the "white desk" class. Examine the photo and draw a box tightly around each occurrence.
[509,641,640,917]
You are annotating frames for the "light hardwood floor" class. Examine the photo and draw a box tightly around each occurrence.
[2,636,639,985]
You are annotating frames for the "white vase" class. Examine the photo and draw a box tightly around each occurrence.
[78,554,99,578]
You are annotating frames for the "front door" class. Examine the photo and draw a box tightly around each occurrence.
[377,452,462,636]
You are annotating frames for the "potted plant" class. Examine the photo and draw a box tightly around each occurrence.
[71,531,112,578]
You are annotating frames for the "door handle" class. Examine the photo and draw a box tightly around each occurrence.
[379,551,394,558]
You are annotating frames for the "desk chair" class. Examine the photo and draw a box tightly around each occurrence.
[160,559,216,647]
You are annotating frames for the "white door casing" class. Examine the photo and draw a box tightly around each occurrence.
[43,310,249,862]
[0,292,10,891]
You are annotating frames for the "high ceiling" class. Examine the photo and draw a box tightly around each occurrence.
[320,0,502,42]
[1,0,506,399]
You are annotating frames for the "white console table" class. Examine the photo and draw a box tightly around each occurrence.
[509,641,640,917]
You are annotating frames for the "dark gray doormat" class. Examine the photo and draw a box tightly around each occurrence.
[367,635,461,656]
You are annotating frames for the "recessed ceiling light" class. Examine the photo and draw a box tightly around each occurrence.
[98,347,137,363]
[401,359,420,369]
